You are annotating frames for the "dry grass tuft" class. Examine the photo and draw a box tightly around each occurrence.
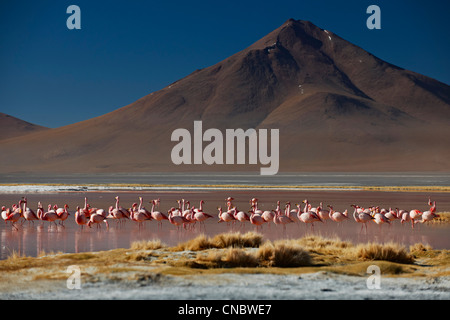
[430,212,450,224]
[355,242,414,264]
[211,232,263,249]
[172,232,263,251]
[130,239,165,251]
[257,242,312,267]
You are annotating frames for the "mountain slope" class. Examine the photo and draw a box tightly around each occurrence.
[0,112,48,141]
[0,19,449,174]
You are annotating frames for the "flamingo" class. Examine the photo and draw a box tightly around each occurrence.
[55,204,70,226]
[327,205,348,223]
[261,202,276,224]
[75,206,88,229]
[131,202,149,229]
[149,200,168,228]
[6,200,23,230]
[251,198,263,215]
[22,198,39,225]
[316,202,330,222]
[351,205,374,233]
[408,209,422,229]
[384,208,399,222]
[273,205,294,231]
[371,207,390,227]
[217,207,235,225]
[297,201,322,229]
[194,202,213,227]
[41,204,59,227]
[168,210,189,230]
[1,206,10,225]
[234,208,250,228]
[249,210,265,230]
[87,212,109,229]
[421,199,439,223]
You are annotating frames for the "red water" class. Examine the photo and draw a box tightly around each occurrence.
[1,190,449,259]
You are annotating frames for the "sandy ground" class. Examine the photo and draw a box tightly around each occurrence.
[1,270,449,300]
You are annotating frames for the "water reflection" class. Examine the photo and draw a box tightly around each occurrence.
[3,218,448,260]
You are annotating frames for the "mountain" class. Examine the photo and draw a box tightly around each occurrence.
[0,112,48,141]
[0,19,449,174]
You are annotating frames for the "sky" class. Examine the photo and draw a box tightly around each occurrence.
[0,0,449,128]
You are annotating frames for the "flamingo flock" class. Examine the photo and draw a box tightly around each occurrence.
[1,195,440,232]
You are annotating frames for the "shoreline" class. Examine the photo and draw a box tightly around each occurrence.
[1,183,450,193]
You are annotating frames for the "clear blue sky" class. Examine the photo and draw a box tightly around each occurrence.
[0,0,448,128]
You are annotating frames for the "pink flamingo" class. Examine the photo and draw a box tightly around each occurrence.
[261,202,276,225]
[6,200,23,230]
[297,201,322,229]
[351,205,374,233]
[249,210,265,230]
[149,200,168,228]
[234,208,250,228]
[421,198,439,223]
[1,206,9,225]
[384,208,399,222]
[273,205,294,231]
[316,202,330,222]
[55,204,70,226]
[88,212,109,229]
[408,209,422,229]
[22,198,39,225]
[217,206,235,225]
[41,204,59,227]
[194,201,213,226]
[168,210,189,230]
[131,202,149,229]
[327,205,348,223]
[371,207,390,227]
[75,206,88,229]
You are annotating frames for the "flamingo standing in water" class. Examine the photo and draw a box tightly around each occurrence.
[234,207,250,228]
[297,201,322,229]
[193,200,213,228]
[273,204,294,231]
[150,200,168,228]
[55,204,70,226]
[217,207,235,225]
[168,210,189,230]
[249,210,265,230]
[316,202,330,222]
[22,198,39,225]
[351,205,374,233]
[131,202,149,229]
[261,202,277,225]
[75,206,88,229]
[1,206,10,225]
[408,209,422,229]
[421,198,439,223]
[5,200,23,230]
[88,211,109,229]
[41,204,59,227]
[327,205,348,224]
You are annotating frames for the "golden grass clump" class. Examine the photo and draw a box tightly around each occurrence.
[355,242,414,264]
[257,242,312,267]
[431,212,450,224]
[211,232,263,249]
[130,239,165,251]
[221,248,259,268]
[172,232,263,251]
[195,248,259,268]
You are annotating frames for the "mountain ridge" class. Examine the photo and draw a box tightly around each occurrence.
[0,19,449,174]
